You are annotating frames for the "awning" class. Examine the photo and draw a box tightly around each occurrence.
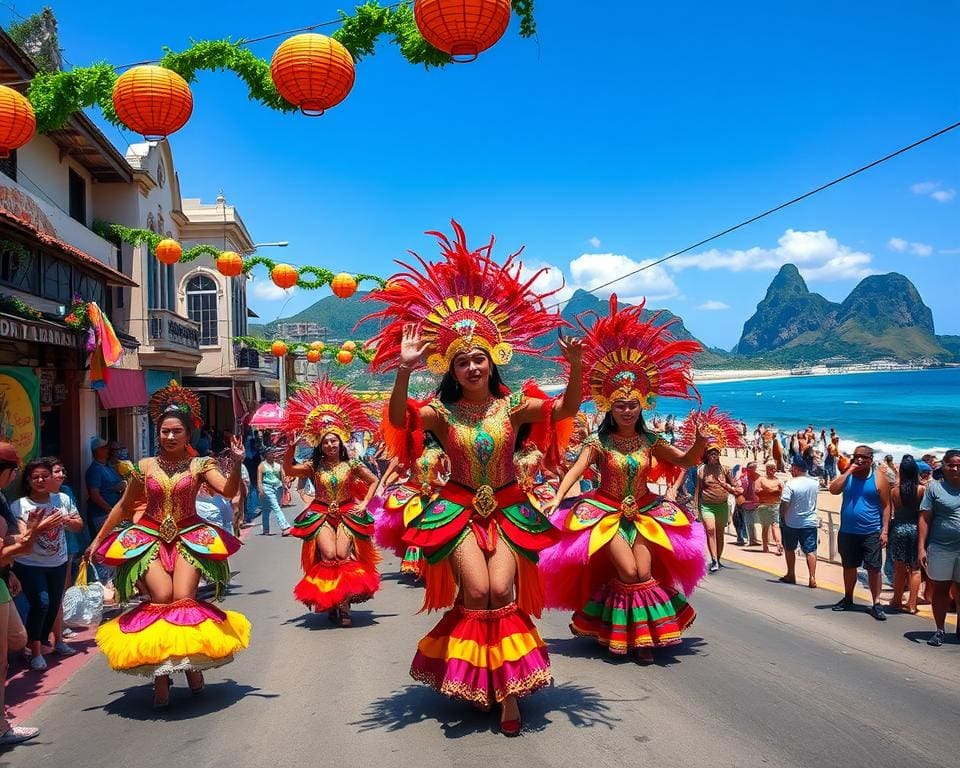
[96,368,147,409]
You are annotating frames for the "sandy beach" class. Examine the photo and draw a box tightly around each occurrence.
[693,368,791,384]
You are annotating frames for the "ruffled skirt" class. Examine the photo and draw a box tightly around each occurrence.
[293,559,381,612]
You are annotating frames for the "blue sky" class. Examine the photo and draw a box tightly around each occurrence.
[7,1,957,349]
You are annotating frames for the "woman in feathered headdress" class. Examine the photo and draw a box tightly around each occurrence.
[541,296,709,662]
[679,406,746,572]
[364,220,583,736]
[282,378,381,626]
[88,382,249,709]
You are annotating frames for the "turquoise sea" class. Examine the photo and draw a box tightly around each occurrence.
[646,367,959,459]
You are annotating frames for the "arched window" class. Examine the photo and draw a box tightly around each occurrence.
[185,273,218,345]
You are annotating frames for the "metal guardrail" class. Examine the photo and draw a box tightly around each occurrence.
[147,308,200,350]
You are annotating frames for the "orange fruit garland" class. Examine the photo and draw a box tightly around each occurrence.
[270,34,356,116]
[217,251,244,277]
[330,272,357,299]
[0,85,36,159]
[413,0,512,62]
[112,65,193,140]
[155,238,183,265]
[271,340,288,357]
[271,264,299,290]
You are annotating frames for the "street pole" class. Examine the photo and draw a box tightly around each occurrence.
[279,354,287,404]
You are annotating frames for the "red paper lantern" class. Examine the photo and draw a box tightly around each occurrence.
[341,340,357,353]
[330,272,357,299]
[306,349,322,363]
[216,251,244,277]
[414,0,512,62]
[112,65,193,141]
[270,34,356,116]
[155,238,182,265]
[271,264,299,290]
[271,340,288,357]
[0,85,35,159]
[336,349,354,365]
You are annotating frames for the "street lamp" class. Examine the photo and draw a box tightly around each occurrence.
[250,241,289,250]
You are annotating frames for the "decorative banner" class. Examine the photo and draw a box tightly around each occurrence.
[0,366,40,461]
[234,336,374,366]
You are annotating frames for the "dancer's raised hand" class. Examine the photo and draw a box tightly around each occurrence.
[557,331,584,365]
[400,323,429,369]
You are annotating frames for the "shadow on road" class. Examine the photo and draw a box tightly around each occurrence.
[83,679,278,721]
[351,681,622,737]
[282,611,400,630]
[546,636,706,666]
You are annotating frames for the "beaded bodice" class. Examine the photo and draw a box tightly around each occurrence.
[143,457,214,526]
[312,460,356,505]
[413,447,446,491]
[586,433,657,500]
[431,395,520,490]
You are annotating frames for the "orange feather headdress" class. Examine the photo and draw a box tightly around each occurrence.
[284,377,376,447]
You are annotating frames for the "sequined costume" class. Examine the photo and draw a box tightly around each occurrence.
[95,456,249,676]
[542,295,705,655]
[290,458,380,611]
[370,443,448,580]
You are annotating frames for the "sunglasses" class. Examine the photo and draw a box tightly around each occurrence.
[29,475,50,482]
[852,455,872,462]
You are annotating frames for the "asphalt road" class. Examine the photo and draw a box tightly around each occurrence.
[7,516,960,768]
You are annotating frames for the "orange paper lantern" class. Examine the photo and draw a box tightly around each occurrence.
[330,272,357,299]
[414,0,511,62]
[270,34,356,116]
[340,340,357,352]
[0,85,36,159]
[336,349,354,365]
[309,341,326,352]
[271,264,299,290]
[306,349,322,363]
[112,65,193,140]
[216,251,244,277]
[155,238,182,265]
[271,340,288,357]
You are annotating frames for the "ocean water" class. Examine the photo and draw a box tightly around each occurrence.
[646,367,959,459]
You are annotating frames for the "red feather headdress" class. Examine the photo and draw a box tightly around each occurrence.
[363,220,567,374]
[284,377,376,447]
[678,406,745,451]
[574,295,701,411]
[148,380,201,427]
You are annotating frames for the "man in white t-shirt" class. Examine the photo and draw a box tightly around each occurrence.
[778,455,821,588]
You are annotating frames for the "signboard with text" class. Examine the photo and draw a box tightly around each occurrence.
[0,366,39,461]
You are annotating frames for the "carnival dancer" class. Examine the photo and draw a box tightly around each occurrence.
[371,438,449,580]
[282,378,380,627]
[363,220,583,736]
[89,382,249,709]
[542,296,708,662]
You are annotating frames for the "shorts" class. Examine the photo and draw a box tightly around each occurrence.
[700,502,729,527]
[925,543,960,583]
[757,503,780,526]
[837,531,882,571]
[780,524,818,554]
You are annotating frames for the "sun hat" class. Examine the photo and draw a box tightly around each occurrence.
[90,436,109,451]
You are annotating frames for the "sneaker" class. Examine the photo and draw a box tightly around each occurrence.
[708,560,720,573]
[870,603,887,621]
[0,725,40,745]
[54,641,77,656]
[831,597,853,612]
[30,654,47,671]
[927,629,946,647]
[61,627,76,638]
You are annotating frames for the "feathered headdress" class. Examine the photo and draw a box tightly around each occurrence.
[574,295,701,412]
[284,377,376,447]
[678,406,745,452]
[363,220,567,374]
[148,380,201,427]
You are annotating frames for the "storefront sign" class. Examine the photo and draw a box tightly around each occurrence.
[0,316,81,349]
[0,366,39,460]
[0,184,57,235]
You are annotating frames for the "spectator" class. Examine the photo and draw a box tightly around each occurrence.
[778,455,820,587]
[736,462,761,546]
[11,458,84,670]
[888,455,924,614]
[828,445,891,620]
[918,449,960,646]
[882,454,898,484]
[756,460,784,554]
[44,457,82,654]
[193,425,213,456]
[695,446,738,573]
[85,437,125,539]
[257,447,291,536]
[243,427,263,524]
[824,440,839,482]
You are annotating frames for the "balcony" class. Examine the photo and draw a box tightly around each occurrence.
[232,344,278,379]
[139,308,202,368]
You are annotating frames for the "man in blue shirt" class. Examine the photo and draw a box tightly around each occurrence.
[85,437,125,538]
[829,444,891,620]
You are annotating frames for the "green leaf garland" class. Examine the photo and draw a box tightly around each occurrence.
[234,335,375,365]
[24,1,537,134]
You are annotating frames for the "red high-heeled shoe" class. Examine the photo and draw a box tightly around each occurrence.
[500,717,522,737]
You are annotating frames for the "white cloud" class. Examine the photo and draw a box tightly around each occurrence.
[519,260,573,304]
[251,280,297,301]
[587,236,601,249]
[911,180,956,203]
[569,252,678,303]
[697,300,730,310]
[888,237,933,257]
[668,229,874,282]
